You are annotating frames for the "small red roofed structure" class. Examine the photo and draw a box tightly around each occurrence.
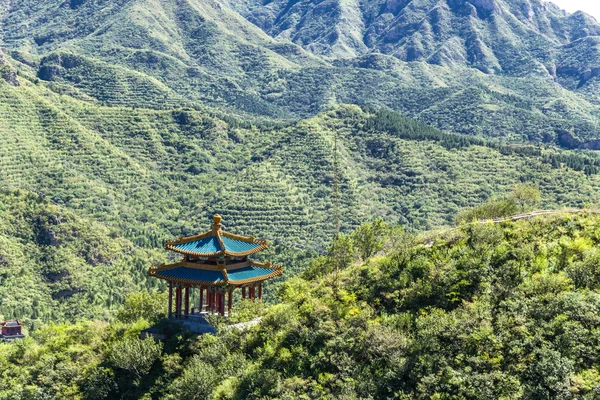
[1,320,24,341]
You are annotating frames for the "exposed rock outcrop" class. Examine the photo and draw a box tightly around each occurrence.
[0,50,20,86]
[557,130,600,150]
[469,0,497,15]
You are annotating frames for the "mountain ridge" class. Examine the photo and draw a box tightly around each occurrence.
[2,0,600,143]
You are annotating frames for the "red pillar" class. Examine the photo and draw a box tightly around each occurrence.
[176,284,182,319]
[220,293,225,316]
[179,284,183,319]
[228,290,233,314]
[249,286,255,300]
[258,283,262,300]
[184,285,190,319]
[212,290,217,313]
[208,288,213,312]
[168,282,173,318]
[199,287,204,312]
[242,287,246,299]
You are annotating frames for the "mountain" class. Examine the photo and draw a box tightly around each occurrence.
[2,0,600,143]
[234,0,600,75]
[3,212,600,398]
[2,0,600,328]
[2,73,600,253]
[5,69,600,326]
[3,1,600,397]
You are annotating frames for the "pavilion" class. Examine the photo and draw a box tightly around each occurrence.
[148,215,282,318]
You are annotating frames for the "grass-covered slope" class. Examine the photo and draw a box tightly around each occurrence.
[3,212,600,399]
[0,189,166,327]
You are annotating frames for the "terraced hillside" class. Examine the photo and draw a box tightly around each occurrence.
[2,78,600,254]
[1,0,600,143]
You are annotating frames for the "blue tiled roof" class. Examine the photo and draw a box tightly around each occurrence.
[169,233,265,255]
[228,266,276,282]
[172,236,222,254]
[157,267,225,283]
[221,236,263,253]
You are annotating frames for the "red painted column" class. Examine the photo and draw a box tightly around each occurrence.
[249,286,255,300]
[168,282,173,318]
[258,283,262,300]
[214,289,217,313]
[178,284,183,319]
[228,290,233,314]
[208,288,213,312]
[184,285,190,319]
[220,293,225,316]
[216,291,221,314]
[176,284,182,319]
[242,287,246,299]
[199,287,204,312]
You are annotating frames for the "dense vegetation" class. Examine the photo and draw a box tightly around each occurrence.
[0,189,167,326]
[4,74,600,328]
[3,213,600,399]
[3,76,600,253]
[2,0,600,143]
[2,0,600,398]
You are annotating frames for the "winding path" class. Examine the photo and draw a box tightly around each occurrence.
[489,209,600,223]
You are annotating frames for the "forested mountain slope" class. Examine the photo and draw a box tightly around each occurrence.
[3,212,600,398]
[3,75,600,253]
[1,0,600,142]
[0,189,166,327]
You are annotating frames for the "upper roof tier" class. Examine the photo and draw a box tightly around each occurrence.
[165,215,268,257]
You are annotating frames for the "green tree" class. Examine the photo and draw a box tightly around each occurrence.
[511,183,541,212]
[351,218,394,260]
[108,337,163,383]
[330,233,355,271]
[166,358,219,400]
[116,291,168,324]
[456,198,519,223]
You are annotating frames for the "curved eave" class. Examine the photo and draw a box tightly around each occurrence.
[165,230,212,247]
[150,275,228,286]
[228,267,283,286]
[164,243,224,257]
[148,262,283,286]
[165,230,268,257]
[223,244,268,257]
[148,264,227,286]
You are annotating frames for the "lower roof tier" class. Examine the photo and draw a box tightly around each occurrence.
[148,260,282,286]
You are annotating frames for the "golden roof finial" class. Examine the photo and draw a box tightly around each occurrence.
[212,214,223,232]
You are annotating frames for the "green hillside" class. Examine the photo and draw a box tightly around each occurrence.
[0,188,166,327]
[3,78,600,254]
[4,71,600,331]
[2,0,600,143]
[3,212,600,398]
[2,0,600,397]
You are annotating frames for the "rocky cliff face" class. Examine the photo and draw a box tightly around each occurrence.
[233,0,600,78]
[0,50,19,86]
